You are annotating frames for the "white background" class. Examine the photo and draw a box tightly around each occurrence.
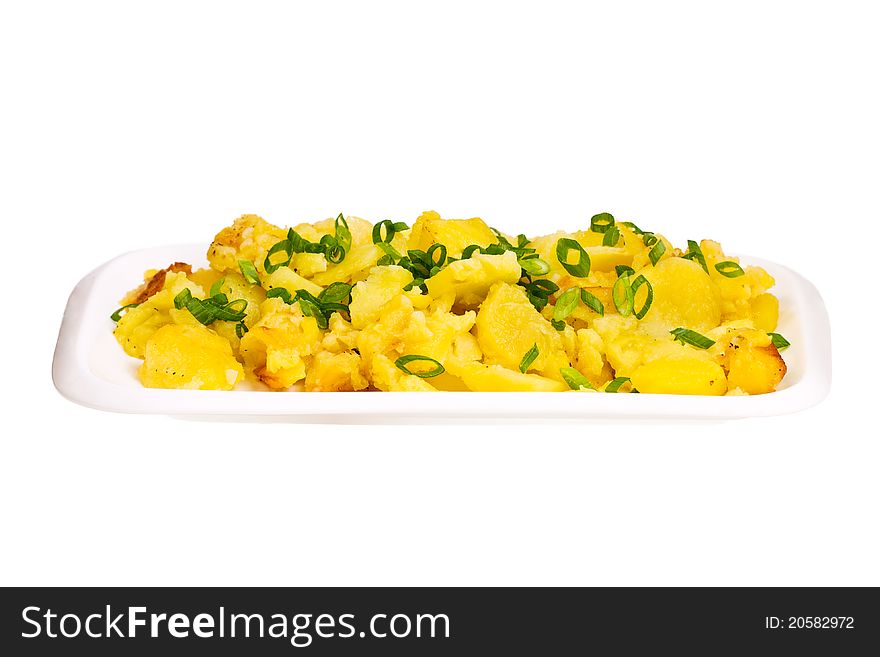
[1,1,877,586]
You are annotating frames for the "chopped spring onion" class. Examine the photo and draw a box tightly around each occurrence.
[235,322,248,338]
[521,278,559,311]
[372,219,407,244]
[110,303,139,322]
[376,241,402,262]
[648,239,666,266]
[555,238,591,278]
[670,327,716,349]
[552,287,580,329]
[683,240,709,273]
[335,213,352,254]
[612,274,635,316]
[173,288,248,326]
[519,256,551,277]
[768,332,791,351]
[426,243,447,268]
[394,354,445,378]
[621,221,644,235]
[266,287,294,304]
[642,232,658,247]
[602,225,621,247]
[615,265,634,278]
[519,344,540,373]
[238,260,261,285]
[320,234,345,264]
[560,367,593,390]
[580,289,604,316]
[715,261,745,278]
[590,212,615,233]
[630,274,654,319]
[461,244,482,259]
[209,278,225,298]
[319,282,353,305]
[604,376,631,393]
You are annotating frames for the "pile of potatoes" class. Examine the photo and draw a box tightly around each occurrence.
[113,211,787,394]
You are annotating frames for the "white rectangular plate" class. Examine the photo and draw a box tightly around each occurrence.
[53,245,831,421]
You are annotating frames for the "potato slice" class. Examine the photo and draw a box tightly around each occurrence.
[727,342,786,394]
[630,356,727,395]
[475,282,570,378]
[635,257,721,331]
[447,360,567,392]
[426,251,521,308]
[408,211,497,257]
[140,323,243,390]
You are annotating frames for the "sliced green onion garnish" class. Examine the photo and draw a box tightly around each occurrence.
[630,274,654,320]
[580,289,604,316]
[325,241,346,264]
[670,327,715,349]
[266,287,294,304]
[519,256,551,277]
[521,278,560,311]
[621,221,644,235]
[394,354,445,378]
[264,239,293,274]
[426,243,447,268]
[184,299,218,324]
[615,265,634,278]
[604,376,630,393]
[590,212,615,233]
[602,225,621,247]
[238,260,261,285]
[560,367,593,390]
[461,244,482,259]
[642,232,658,247]
[612,275,634,316]
[555,238,591,278]
[372,219,401,244]
[174,288,193,309]
[684,240,709,274]
[335,213,352,254]
[210,298,248,322]
[376,241,402,262]
[648,240,665,266]
[519,344,540,373]
[319,282,353,305]
[715,261,745,278]
[209,278,225,298]
[552,288,580,327]
[235,322,248,339]
[110,303,139,322]
[768,332,791,351]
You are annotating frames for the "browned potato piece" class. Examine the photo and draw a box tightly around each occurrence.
[727,342,787,394]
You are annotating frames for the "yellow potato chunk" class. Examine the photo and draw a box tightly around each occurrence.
[749,293,779,332]
[349,266,414,329]
[140,324,243,390]
[426,251,521,308]
[408,211,497,257]
[239,298,323,389]
[114,272,203,358]
[446,359,567,392]
[475,282,571,378]
[630,356,727,396]
[207,214,286,273]
[635,257,722,331]
[264,267,323,298]
[304,351,369,392]
[726,342,786,395]
[311,242,383,286]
